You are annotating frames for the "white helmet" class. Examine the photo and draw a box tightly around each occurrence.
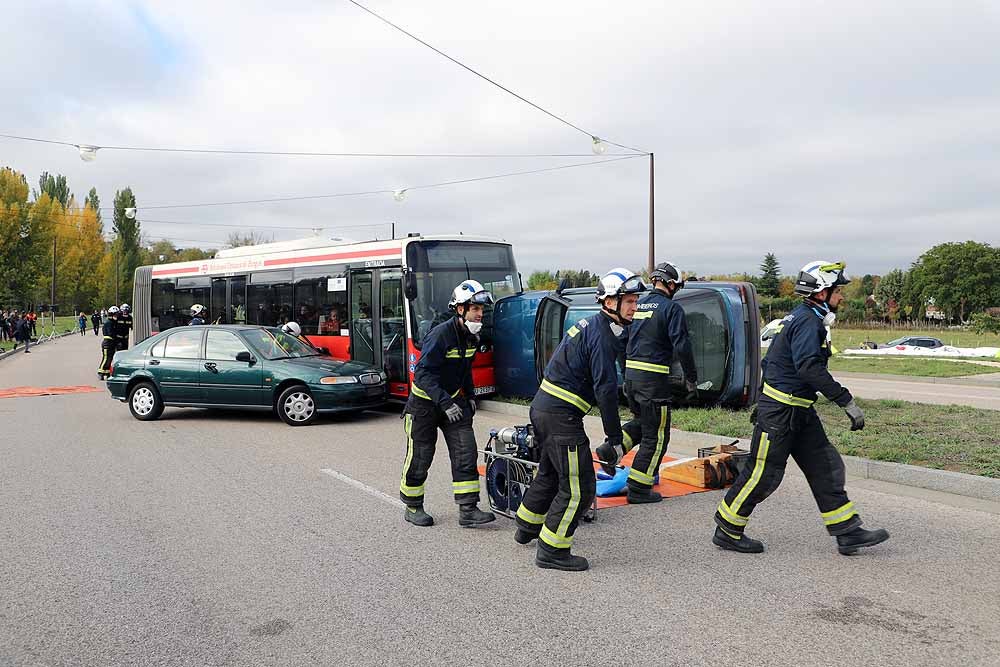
[108,305,120,315]
[281,321,302,337]
[191,304,206,316]
[121,303,131,313]
[595,268,645,302]
[794,261,851,297]
[448,280,495,310]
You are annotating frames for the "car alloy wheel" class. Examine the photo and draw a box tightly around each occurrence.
[283,391,315,423]
[132,386,156,416]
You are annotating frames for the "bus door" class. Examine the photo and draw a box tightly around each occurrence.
[349,269,376,365]
[210,276,247,325]
[349,268,408,397]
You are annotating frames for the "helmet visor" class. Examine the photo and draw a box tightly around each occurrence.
[621,275,646,294]
[469,290,495,306]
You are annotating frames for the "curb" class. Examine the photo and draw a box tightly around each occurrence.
[479,399,1000,504]
[0,330,77,362]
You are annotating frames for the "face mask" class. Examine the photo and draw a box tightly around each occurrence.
[609,322,624,337]
[465,320,483,335]
[823,311,836,328]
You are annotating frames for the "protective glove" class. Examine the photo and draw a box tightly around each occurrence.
[844,400,865,431]
[595,438,624,476]
[444,403,464,424]
[469,399,477,416]
[684,380,699,402]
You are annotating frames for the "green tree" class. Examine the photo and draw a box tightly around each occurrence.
[874,269,905,306]
[84,187,102,229]
[758,252,780,297]
[112,187,141,303]
[527,270,558,290]
[908,241,1000,322]
[35,172,72,207]
[860,274,877,298]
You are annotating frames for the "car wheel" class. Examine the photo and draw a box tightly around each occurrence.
[129,381,164,421]
[278,385,317,426]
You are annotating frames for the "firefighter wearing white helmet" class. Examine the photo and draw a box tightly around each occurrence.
[514,268,643,572]
[97,306,121,379]
[117,303,133,351]
[189,304,206,326]
[600,261,699,505]
[713,260,889,556]
[399,279,496,529]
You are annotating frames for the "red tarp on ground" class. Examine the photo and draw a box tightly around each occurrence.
[0,385,103,399]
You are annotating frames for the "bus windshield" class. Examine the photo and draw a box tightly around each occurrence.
[407,240,520,347]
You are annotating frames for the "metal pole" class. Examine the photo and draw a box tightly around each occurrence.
[391,221,395,240]
[647,152,655,274]
[115,246,120,304]
[51,236,56,311]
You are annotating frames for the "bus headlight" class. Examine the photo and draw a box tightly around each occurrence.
[320,376,358,385]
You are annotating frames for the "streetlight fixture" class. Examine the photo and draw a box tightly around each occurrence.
[78,145,99,162]
[392,189,407,203]
[591,136,607,155]
[125,207,137,219]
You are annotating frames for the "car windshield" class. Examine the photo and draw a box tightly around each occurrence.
[885,337,908,346]
[244,328,319,359]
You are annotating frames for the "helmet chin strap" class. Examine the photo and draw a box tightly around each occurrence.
[602,299,628,326]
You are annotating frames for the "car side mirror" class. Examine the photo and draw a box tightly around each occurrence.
[236,351,255,364]
[404,269,418,300]
[318,346,330,356]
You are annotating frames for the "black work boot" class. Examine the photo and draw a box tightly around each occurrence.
[458,504,496,527]
[594,439,622,477]
[404,506,434,527]
[627,486,663,504]
[712,526,765,553]
[836,526,890,555]
[514,528,538,545]
[535,545,589,572]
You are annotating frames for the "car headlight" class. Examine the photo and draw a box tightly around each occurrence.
[320,376,358,385]
[359,372,383,385]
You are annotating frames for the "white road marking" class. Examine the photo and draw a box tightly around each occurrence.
[320,468,404,508]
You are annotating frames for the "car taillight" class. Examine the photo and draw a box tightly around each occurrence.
[110,360,115,376]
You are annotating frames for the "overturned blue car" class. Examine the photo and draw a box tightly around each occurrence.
[491,281,761,408]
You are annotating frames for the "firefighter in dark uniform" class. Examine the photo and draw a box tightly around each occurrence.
[514,268,644,571]
[399,280,496,528]
[713,260,889,555]
[117,303,133,351]
[98,305,120,379]
[599,261,698,503]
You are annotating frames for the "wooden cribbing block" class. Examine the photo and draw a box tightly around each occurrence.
[659,454,734,488]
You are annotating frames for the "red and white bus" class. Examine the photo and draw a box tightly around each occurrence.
[132,234,521,399]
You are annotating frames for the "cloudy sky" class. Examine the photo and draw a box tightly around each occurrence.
[2,0,998,277]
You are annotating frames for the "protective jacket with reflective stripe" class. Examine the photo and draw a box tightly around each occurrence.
[624,290,697,384]
[762,302,852,408]
[533,312,623,443]
[411,316,477,409]
[102,319,116,339]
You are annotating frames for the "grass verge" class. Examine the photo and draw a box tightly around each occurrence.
[493,395,1000,478]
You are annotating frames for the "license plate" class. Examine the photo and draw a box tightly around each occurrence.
[473,385,495,396]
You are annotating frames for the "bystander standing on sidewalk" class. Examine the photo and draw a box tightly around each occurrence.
[78,312,87,336]
[15,314,31,353]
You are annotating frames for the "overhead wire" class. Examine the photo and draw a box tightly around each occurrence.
[96,154,642,211]
[0,133,632,158]
[345,0,649,155]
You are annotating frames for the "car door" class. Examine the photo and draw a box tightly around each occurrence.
[201,329,264,405]
[156,328,205,403]
[532,293,571,385]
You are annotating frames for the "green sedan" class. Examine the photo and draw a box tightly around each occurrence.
[106,325,387,426]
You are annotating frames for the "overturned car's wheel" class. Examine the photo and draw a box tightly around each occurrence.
[278,385,317,426]
[129,381,164,421]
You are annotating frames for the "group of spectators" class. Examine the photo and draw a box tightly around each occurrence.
[0,309,38,353]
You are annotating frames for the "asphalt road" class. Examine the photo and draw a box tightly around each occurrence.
[834,372,1000,410]
[2,334,1000,666]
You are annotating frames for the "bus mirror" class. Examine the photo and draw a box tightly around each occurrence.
[404,269,418,300]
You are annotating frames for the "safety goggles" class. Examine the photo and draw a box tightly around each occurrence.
[620,276,646,294]
[468,290,495,306]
